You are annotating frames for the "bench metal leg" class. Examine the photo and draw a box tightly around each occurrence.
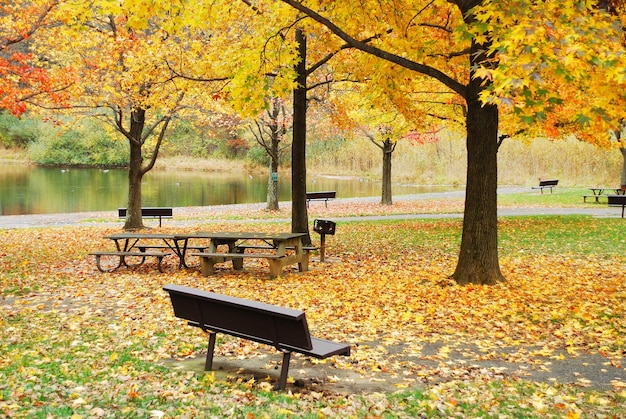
[121,254,147,268]
[156,256,165,273]
[277,351,292,390]
[93,254,122,272]
[205,332,217,371]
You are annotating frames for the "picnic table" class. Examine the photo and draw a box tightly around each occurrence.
[583,187,626,203]
[95,232,207,271]
[185,231,310,278]
[92,231,312,276]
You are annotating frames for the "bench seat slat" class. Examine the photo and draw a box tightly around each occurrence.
[236,245,318,251]
[191,252,285,259]
[283,337,351,359]
[90,251,169,257]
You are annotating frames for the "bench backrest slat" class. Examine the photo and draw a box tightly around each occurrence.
[306,191,336,199]
[163,284,314,350]
[539,179,558,187]
[118,207,173,217]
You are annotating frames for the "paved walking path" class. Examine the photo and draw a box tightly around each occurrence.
[0,188,620,229]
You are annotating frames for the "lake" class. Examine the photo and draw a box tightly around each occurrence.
[0,165,458,215]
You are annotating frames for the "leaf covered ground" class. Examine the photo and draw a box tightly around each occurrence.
[1,201,625,418]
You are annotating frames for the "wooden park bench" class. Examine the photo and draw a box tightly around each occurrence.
[162,284,351,390]
[608,194,626,218]
[306,191,336,207]
[532,179,559,194]
[90,250,170,272]
[118,207,173,227]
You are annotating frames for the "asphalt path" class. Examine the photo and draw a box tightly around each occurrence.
[1,186,622,229]
[0,189,620,229]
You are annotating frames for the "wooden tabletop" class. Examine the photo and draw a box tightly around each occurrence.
[179,232,307,241]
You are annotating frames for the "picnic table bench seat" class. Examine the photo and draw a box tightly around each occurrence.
[190,251,291,278]
[89,250,170,272]
[582,194,608,203]
[234,244,319,252]
[163,284,351,390]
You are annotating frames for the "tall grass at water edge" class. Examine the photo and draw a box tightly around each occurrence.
[307,134,622,188]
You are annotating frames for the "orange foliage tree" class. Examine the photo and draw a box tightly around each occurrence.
[0,0,72,116]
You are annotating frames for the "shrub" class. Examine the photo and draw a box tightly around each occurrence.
[28,120,128,167]
[0,112,46,148]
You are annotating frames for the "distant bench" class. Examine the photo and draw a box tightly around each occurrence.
[306,191,336,207]
[532,179,558,194]
[163,284,351,390]
[608,194,626,218]
[118,207,173,227]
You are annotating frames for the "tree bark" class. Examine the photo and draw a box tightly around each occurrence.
[619,147,626,190]
[266,101,282,211]
[124,108,146,230]
[292,28,311,245]
[381,139,393,205]
[451,41,504,285]
[267,159,279,211]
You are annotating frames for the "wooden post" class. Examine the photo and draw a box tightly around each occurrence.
[319,233,326,262]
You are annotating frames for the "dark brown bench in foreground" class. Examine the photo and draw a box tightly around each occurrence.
[118,207,173,227]
[163,284,351,390]
[306,191,336,207]
[532,179,558,194]
[608,194,626,218]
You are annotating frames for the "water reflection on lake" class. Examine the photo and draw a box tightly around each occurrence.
[0,165,458,215]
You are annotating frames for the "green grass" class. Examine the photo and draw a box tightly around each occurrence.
[498,188,612,206]
[497,215,625,256]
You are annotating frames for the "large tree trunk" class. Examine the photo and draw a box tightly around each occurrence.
[381,139,393,205]
[124,109,146,230]
[292,28,311,245]
[451,70,504,285]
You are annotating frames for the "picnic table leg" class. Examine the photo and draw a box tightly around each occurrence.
[230,242,244,270]
[172,238,188,269]
[267,259,283,278]
[156,255,165,273]
[198,256,217,276]
[298,251,310,272]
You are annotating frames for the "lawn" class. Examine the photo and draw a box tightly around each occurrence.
[1,204,625,418]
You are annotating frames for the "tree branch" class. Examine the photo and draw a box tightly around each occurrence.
[279,0,467,97]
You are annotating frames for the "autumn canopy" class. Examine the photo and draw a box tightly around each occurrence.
[3,0,626,285]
